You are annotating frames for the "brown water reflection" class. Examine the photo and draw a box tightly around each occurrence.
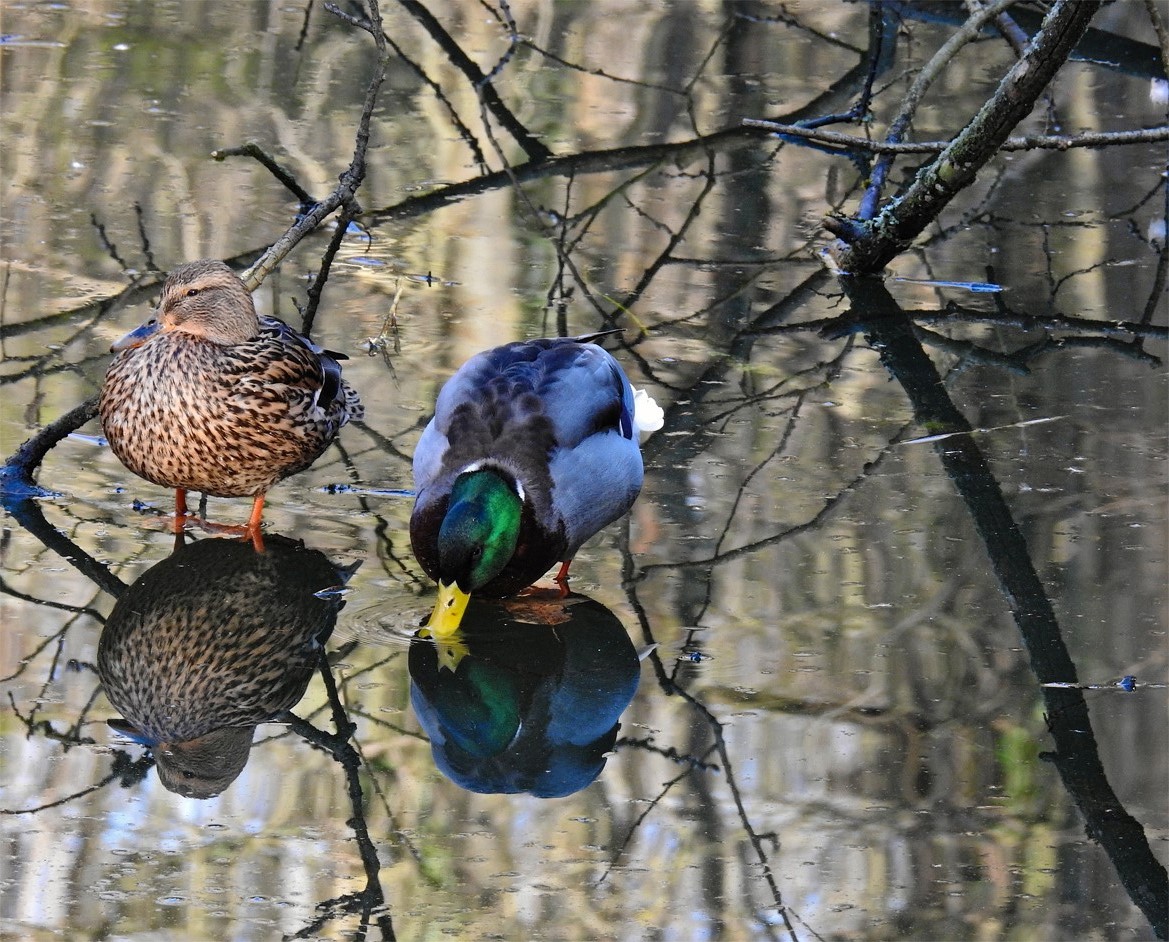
[2,2,1166,940]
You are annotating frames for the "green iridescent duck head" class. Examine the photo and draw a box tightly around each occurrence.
[428,468,524,638]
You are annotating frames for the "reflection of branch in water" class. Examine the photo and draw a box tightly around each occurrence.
[747,304,1166,375]
[518,35,688,96]
[382,30,486,170]
[8,685,97,749]
[397,0,550,163]
[0,749,153,817]
[89,210,132,272]
[843,275,1168,940]
[365,122,781,229]
[620,557,807,936]
[254,649,407,746]
[596,746,716,888]
[133,202,160,273]
[682,337,857,631]
[752,304,1168,342]
[476,93,613,324]
[0,488,126,598]
[646,669,804,942]
[0,617,73,686]
[684,397,801,629]
[637,426,903,577]
[0,580,104,645]
[615,735,720,772]
[615,394,915,941]
[608,275,910,936]
[608,155,719,327]
[281,651,394,942]
[264,648,431,876]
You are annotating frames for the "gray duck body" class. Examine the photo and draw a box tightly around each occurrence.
[410,335,644,597]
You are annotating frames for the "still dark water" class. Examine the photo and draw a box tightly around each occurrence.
[1,2,1166,939]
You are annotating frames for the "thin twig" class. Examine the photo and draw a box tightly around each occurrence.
[745,119,1169,155]
[211,142,315,207]
[245,0,387,290]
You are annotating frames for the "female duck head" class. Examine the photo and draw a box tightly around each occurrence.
[428,468,524,638]
[112,259,260,351]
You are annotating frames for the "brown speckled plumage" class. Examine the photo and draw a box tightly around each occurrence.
[97,534,357,798]
[99,259,362,512]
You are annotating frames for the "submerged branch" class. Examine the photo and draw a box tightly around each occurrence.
[1,397,99,498]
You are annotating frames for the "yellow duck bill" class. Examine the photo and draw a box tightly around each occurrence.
[428,581,471,638]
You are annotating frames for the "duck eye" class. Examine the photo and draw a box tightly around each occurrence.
[185,288,200,298]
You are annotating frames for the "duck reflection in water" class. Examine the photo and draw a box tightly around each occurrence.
[409,593,641,798]
[97,533,358,798]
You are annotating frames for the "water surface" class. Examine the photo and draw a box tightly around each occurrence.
[1,2,1166,939]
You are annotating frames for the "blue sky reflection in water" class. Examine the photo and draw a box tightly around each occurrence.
[0,1,1166,939]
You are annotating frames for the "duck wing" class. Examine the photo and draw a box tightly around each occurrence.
[537,340,643,556]
[254,316,362,423]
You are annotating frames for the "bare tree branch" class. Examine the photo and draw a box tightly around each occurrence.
[397,0,552,162]
[745,119,1169,155]
[826,0,1102,274]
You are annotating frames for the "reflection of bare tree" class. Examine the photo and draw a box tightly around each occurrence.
[2,1,1167,939]
[842,277,1167,935]
[282,658,395,941]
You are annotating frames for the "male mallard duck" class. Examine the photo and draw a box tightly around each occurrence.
[409,593,641,797]
[99,259,362,543]
[410,333,662,637]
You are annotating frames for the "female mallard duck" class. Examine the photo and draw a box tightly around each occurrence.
[99,259,362,543]
[410,333,662,637]
[97,533,356,798]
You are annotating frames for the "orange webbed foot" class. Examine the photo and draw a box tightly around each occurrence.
[170,488,193,533]
[244,494,267,552]
[554,559,572,598]
[164,490,267,552]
